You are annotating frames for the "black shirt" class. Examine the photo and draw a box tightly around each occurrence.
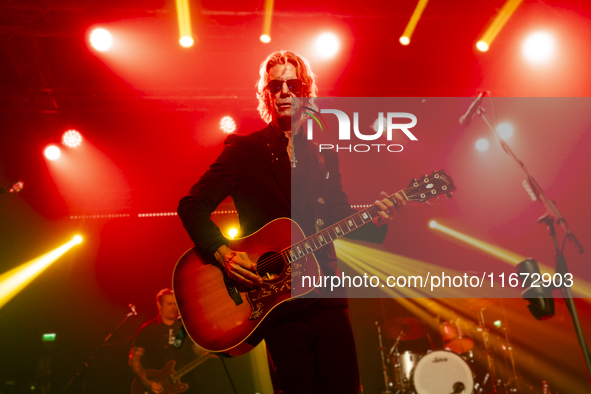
[132,316,192,370]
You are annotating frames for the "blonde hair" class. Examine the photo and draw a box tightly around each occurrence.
[256,51,318,123]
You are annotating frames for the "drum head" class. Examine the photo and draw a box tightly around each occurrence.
[413,350,474,394]
[391,351,423,389]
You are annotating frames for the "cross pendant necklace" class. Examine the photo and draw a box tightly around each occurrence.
[286,134,297,168]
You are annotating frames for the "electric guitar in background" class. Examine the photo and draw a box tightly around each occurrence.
[131,352,214,394]
[173,170,456,356]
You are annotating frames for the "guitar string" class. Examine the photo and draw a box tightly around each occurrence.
[254,180,450,273]
[254,203,384,272]
[254,183,443,273]
[173,353,211,380]
[254,203,386,273]
[254,180,451,273]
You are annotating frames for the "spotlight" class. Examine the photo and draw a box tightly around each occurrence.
[220,116,236,134]
[261,0,273,44]
[175,0,194,48]
[523,32,555,64]
[476,0,524,52]
[315,33,339,59]
[476,41,489,52]
[399,0,429,47]
[260,34,271,44]
[179,36,194,48]
[428,220,437,228]
[62,129,83,148]
[73,235,83,244]
[516,259,555,320]
[475,138,489,152]
[44,145,61,161]
[90,28,113,52]
[496,123,514,141]
[228,228,239,239]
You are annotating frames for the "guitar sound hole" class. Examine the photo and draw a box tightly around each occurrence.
[256,252,284,279]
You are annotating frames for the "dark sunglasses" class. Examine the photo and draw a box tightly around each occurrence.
[266,79,304,94]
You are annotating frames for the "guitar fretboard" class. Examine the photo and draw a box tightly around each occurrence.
[281,192,407,264]
[171,352,213,381]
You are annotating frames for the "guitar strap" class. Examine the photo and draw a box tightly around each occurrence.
[173,317,188,349]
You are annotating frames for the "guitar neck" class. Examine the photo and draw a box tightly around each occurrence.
[171,352,212,381]
[283,191,408,263]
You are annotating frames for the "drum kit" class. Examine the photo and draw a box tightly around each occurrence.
[376,301,520,394]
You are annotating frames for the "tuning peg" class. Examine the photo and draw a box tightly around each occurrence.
[446,192,453,199]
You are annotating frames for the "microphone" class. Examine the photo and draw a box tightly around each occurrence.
[459,91,488,127]
[128,304,138,316]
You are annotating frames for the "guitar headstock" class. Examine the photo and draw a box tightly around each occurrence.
[403,170,456,203]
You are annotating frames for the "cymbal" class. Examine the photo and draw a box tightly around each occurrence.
[385,317,429,341]
[445,337,474,354]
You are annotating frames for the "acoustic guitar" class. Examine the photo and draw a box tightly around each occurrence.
[173,170,456,356]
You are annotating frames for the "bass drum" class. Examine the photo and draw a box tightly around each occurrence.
[412,350,474,394]
[391,351,422,390]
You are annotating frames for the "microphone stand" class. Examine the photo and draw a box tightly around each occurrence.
[472,105,591,384]
[375,321,392,394]
[542,216,591,378]
[63,308,137,392]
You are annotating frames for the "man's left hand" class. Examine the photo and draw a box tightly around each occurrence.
[374,191,405,227]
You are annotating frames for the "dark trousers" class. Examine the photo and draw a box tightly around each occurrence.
[264,303,359,394]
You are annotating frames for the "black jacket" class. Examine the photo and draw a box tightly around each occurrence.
[178,124,386,276]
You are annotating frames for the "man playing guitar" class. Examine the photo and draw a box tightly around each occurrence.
[177,50,399,393]
[129,289,203,394]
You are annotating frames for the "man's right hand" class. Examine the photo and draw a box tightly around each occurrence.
[146,380,163,394]
[214,245,263,287]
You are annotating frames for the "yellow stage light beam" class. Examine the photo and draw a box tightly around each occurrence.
[175,0,194,47]
[476,0,524,52]
[0,235,83,310]
[429,220,524,265]
[336,236,589,390]
[429,220,591,299]
[260,0,274,43]
[399,0,429,46]
[334,239,490,300]
[334,240,484,332]
[247,341,274,392]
